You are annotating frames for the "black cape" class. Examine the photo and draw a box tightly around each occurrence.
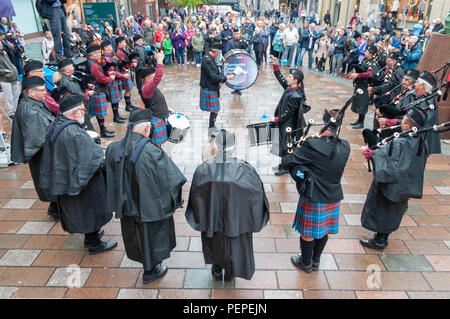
[40,115,111,234]
[414,95,441,155]
[361,136,428,233]
[105,132,186,270]
[185,158,270,280]
[10,95,55,202]
[351,59,371,115]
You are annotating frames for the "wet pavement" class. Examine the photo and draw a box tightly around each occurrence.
[0,61,449,299]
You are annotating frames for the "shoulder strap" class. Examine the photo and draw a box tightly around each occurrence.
[50,120,79,144]
[130,137,151,164]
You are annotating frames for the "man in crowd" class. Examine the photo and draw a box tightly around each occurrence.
[41,0,72,60]
[0,41,20,118]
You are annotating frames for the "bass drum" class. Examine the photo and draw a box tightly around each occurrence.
[222,49,259,90]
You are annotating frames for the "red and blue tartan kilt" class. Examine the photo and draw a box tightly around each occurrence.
[107,80,123,103]
[121,72,135,91]
[89,92,108,116]
[292,195,341,239]
[151,117,168,146]
[199,88,220,112]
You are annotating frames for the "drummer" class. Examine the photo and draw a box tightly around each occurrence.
[200,42,235,136]
[225,27,251,96]
[137,51,174,147]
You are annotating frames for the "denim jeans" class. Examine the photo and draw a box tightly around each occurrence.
[332,54,344,74]
[175,47,185,64]
[194,52,202,64]
[165,54,172,65]
[282,45,295,66]
[48,7,71,57]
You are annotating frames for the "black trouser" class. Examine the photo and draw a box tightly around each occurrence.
[85,231,101,247]
[186,46,194,62]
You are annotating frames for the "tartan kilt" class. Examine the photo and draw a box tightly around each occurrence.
[199,88,220,112]
[122,72,135,91]
[89,92,108,116]
[107,80,124,103]
[151,117,168,146]
[292,195,341,239]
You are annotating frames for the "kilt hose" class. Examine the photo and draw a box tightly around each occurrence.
[122,72,135,91]
[151,117,168,146]
[107,80,123,103]
[293,195,341,239]
[89,92,108,117]
[199,88,220,112]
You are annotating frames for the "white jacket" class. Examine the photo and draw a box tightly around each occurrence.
[282,28,299,47]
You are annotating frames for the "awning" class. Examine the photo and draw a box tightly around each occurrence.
[0,0,16,18]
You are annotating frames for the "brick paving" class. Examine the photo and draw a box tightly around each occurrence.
[0,62,449,299]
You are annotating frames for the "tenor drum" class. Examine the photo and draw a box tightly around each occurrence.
[223,49,259,90]
[246,121,277,146]
[167,113,190,143]
[86,130,101,145]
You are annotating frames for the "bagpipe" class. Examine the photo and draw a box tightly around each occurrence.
[285,89,364,154]
[397,81,446,111]
[60,31,87,57]
[431,60,450,101]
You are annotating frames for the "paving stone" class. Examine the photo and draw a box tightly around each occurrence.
[334,254,386,271]
[235,270,277,289]
[79,251,124,268]
[0,249,40,266]
[343,214,361,226]
[47,267,92,288]
[0,287,17,299]
[326,271,381,291]
[23,235,67,250]
[277,270,329,290]
[407,291,450,299]
[444,240,450,249]
[188,236,202,252]
[280,202,297,213]
[183,269,234,289]
[2,199,36,209]
[422,272,450,291]
[0,267,55,286]
[405,204,427,216]
[12,287,67,299]
[424,255,450,271]
[33,250,86,267]
[341,194,367,204]
[19,180,35,189]
[379,272,431,291]
[303,290,356,299]
[61,235,86,250]
[263,290,303,299]
[85,268,140,288]
[408,227,450,240]
[284,225,299,239]
[380,255,434,272]
[17,222,55,235]
[135,269,185,289]
[119,255,142,268]
[404,240,450,255]
[65,288,119,299]
[355,291,409,299]
[0,221,25,234]
[412,216,450,227]
[158,289,210,299]
[435,186,450,195]
[0,234,30,249]
[323,239,366,254]
[117,288,158,299]
[213,289,264,299]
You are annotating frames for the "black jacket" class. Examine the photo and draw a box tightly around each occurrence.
[372,66,404,96]
[200,53,227,92]
[282,136,350,203]
[42,0,67,19]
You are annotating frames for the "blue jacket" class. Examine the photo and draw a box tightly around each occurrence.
[392,37,401,49]
[301,29,321,50]
[412,23,423,36]
[332,35,347,55]
[400,46,422,70]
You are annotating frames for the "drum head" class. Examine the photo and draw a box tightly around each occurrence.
[168,113,190,129]
[223,49,258,90]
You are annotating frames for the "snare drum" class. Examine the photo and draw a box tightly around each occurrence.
[246,121,277,146]
[86,130,101,145]
[223,49,259,90]
[167,113,190,143]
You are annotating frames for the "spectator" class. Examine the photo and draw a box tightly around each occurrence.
[400,36,422,71]
[301,9,307,24]
[412,20,424,36]
[273,23,285,60]
[298,23,320,69]
[192,28,204,67]
[154,24,166,51]
[282,22,298,66]
[220,23,232,54]
[384,12,397,35]
[41,31,54,63]
[308,11,317,25]
[330,28,346,76]
[172,23,186,66]
[41,0,72,60]
[260,21,270,64]
[163,33,173,65]
[365,15,376,32]
[10,21,24,47]
[315,31,330,72]
[392,31,401,48]
[432,18,444,33]
[0,41,20,118]
[141,20,155,47]
[252,27,263,68]
[421,29,432,52]
[0,18,9,34]
[269,20,279,56]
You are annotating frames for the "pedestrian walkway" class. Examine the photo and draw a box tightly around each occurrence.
[0,62,449,299]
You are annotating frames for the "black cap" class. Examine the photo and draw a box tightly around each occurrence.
[86,44,101,55]
[115,36,126,45]
[138,66,156,79]
[322,109,343,131]
[215,129,236,150]
[22,76,45,90]
[419,70,438,88]
[101,39,112,49]
[128,52,139,60]
[404,69,420,80]
[102,61,116,73]
[289,68,304,83]
[133,35,142,42]
[59,93,85,113]
[388,51,401,60]
[23,60,43,74]
[129,108,153,124]
[406,107,426,128]
[58,58,73,70]
[366,44,377,54]
[209,42,223,51]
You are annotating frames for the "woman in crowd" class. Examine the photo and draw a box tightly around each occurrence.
[191,28,204,67]
[184,22,195,65]
[273,23,285,60]
[315,31,330,72]
[41,31,54,64]
[171,23,186,66]
[154,24,166,51]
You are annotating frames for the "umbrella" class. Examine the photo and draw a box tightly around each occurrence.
[0,0,16,18]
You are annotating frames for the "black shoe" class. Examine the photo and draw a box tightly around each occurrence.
[84,230,105,247]
[352,122,364,129]
[290,254,313,273]
[275,168,289,176]
[143,265,168,284]
[312,258,320,271]
[100,128,115,138]
[88,241,118,255]
[47,205,60,222]
[113,116,125,123]
[224,270,233,281]
[211,264,223,281]
[359,238,387,251]
[350,120,359,125]
[125,105,139,112]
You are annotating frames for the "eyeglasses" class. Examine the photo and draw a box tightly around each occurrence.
[32,88,46,92]
[77,108,86,113]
